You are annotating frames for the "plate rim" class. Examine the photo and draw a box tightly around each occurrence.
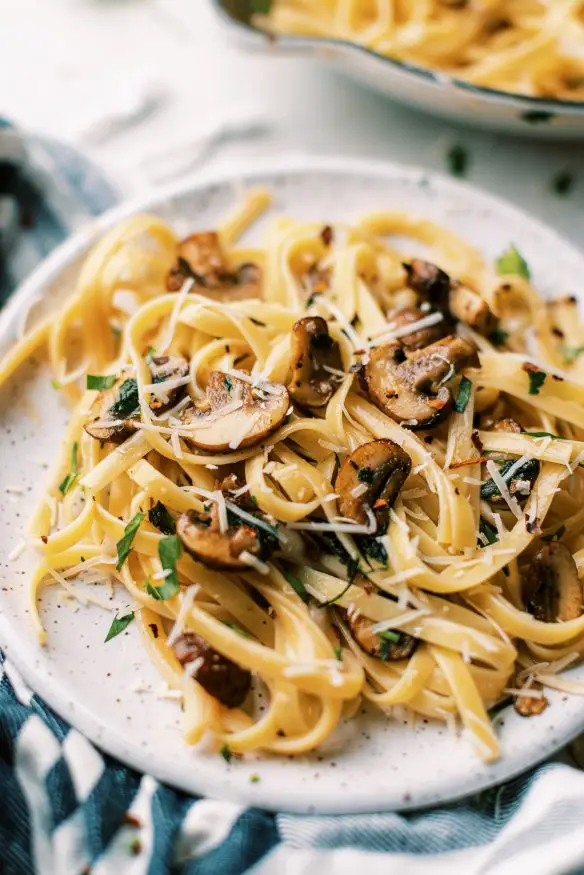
[2,154,584,814]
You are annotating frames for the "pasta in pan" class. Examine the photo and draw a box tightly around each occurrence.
[3,188,584,763]
[253,1,584,102]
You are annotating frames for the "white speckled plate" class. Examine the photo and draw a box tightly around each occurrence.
[2,156,584,815]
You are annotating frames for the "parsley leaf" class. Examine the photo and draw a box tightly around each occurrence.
[51,378,61,390]
[283,569,310,604]
[526,368,547,395]
[522,431,563,441]
[488,327,509,347]
[360,536,388,567]
[147,535,183,600]
[220,743,232,763]
[145,347,156,364]
[249,773,261,783]
[58,442,80,497]
[87,374,117,391]
[447,143,469,177]
[479,518,498,547]
[379,630,400,643]
[148,501,176,535]
[116,511,145,570]
[105,612,134,642]
[108,378,140,420]
[224,376,233,392]
[454,376,472,414]
[559,344,584,365]
[357,467,375,483]
[496,245,530,280]
[480,459,539,500]
[334,645,342,661]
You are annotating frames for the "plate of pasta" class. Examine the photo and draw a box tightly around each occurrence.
[3,155,584,813]
[213,0,584,137]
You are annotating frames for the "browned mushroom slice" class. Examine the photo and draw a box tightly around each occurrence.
[523,542,583,622]
[364,336,480,430]
[176,507,263,571]
[148,354,190,413]
[166,231,261,301]
[336,439,411,531]
[403,259,496,336]
[493,417,523,434]
[385,306,447,351]
[84,373,140,443]
[512,675,549,718]
[348,612,418,662]
[288,316,344,409]
[180,371,289,452]
[173,631,251,708]
[449,283,496,335]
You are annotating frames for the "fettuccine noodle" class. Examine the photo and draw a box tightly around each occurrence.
[3,188,584,764]
[254,1,584,101]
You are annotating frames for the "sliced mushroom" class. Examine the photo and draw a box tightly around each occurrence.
[347,611,418,662]
[288,316,344,409]
[449,282,496,335]
[166,231,261,301]
[403,259,496,336]
[523,542,583,622]
[512,675,549,718]
[173,631,251,708]
[336,439,411,532]
[180,371,289,452]
[84,373,139,443]
[364,336,479,430]
[177,506,262,571]
[479,416,523,434]
[148,354,190,413]
[480,458,540,503]
[385,306,447,351]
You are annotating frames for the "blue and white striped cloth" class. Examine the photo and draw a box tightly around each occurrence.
[3,119,584,875]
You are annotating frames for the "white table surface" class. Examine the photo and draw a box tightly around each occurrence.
[2,0,583,248]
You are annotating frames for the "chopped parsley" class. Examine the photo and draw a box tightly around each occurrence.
[447,143,469,177]
[559,344,584,365]
[148,501,176,535]
[86,374,117,391]
[105,611,134,642]
[146,535,183,600]
[522,430,563,441]
[283,569,310,604]
[334,645,342,661]
[223,621,250,638]
[496,245,530,280]
[322,564,358,606]
[220,743,233,763]
[51,378,61,390]
[145,347,156,364]
[108,378,140,420]
[454,376,472,414]
[249,773,261,783]
[357,467,375,484]
[380,631,401,661]
[226,506,279,559]
[524,366,547,395]
[58,442,80,497]
[479,518,498,547]
[480,459,540,501]
[379,630,400,643]
[223,376,233,392]
[488,327,509,347]
[116,511,145,570]
[360,537,388,568]
[551,170,575,197]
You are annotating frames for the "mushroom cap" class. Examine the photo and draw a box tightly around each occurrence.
[166,231,261,301]
[288,316,344,409]
[523,542,583,622]
[386,306,447,351]
[403,259,451,310]
[173,632,251,708]
[364,335,479,430]
[176,507,261,571]
[84,373,139,444]
[449,283,496,335]
[336,439,412,530]
[181,371,289,453]
[348,612,418,661]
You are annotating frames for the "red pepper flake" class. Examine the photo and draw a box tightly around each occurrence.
[373,498,389,510]
[148,623,159,639]
[551,326,565,338]
[123,813,142,828]
[449,455,489,470]
[471,430,484,453]
[552,374,564,382]
[428,397,449,409]
[41,535,48,544]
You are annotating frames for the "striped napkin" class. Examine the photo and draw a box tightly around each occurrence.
[2,119,584,875]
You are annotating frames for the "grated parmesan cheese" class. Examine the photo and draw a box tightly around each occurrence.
[166,584,200,647]
[485,460,524,522]
[240,551,270,575]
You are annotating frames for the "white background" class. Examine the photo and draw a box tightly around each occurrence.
[1,0,583,242]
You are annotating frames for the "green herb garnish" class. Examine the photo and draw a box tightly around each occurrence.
[479,518,498,547]
[559,344,584,365]
[480,459,540,501]
[220,743,233,763]
[357,467,375,484]
[379,630,400,643]
[87,374,117,391]
[145,535,183,600]
[116,511,145,570]
[523,431,563,441]
[283,569,310,604]
[148,501,176,535]
[251,0,272,12]
[454,376,472,414]
[447,144,469,177]
[551,170,575,197]
[108,378,140,420]
[249,773,261,783]
[334,645,342,661]
[224,376,233,392]
[105,611,134,642]
[145,347,156,364]
[360,537,388,568]
[51,378,61,390]
[223,621,250,638]
[488,327,509,347]
[526,368,547,395]
[58,442,79,497]
[496,245,530,280]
